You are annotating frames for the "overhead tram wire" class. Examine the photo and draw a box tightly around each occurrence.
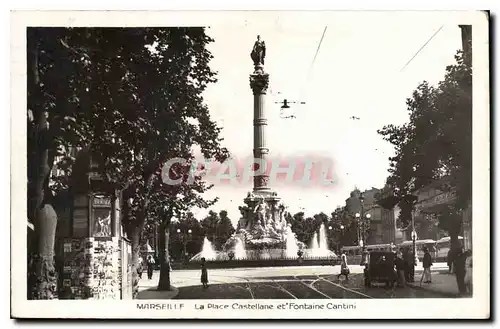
[299,26,328,101]
[277,26,328,120]
[399,25,444,72]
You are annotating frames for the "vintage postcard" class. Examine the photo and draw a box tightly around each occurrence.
[11,10,490,319]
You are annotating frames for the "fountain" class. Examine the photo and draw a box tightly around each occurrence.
[285,226,298,258]
[318,224,328,251]
[307,224,337,258]
[189,36,337,265]
[310,232,319,252]
[200,237,217,261]
[233,236,246,259]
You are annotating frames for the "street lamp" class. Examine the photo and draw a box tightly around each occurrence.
[411,228,418,282]
[177,228,192,261]
[339,224,345,252]
[403,194,418,282]
[355,212,371,247]
[355,193,371,265]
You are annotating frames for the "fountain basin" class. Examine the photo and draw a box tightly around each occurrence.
[189,247,337,263]
[181,250,340,270]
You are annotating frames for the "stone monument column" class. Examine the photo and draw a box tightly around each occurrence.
[249,35,270,192]
[236,35,284,246]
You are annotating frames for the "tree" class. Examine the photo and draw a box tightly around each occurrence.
[329,209,356,250]
[413,213,441,240]
[201,210,220,246]
[149,148,225,292]
[28,27,228,299]
[168,212,204,259]
[27,28,102,299]
[90,27,229,295]
[289,212,307,245]
[27,27,165,299]
[287,212,326,247]
[378,48,472,251]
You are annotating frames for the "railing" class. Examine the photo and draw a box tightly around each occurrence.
[172,256,341,270]
[199,254,338,262]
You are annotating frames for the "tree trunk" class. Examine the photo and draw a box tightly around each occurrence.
[124,173,155,298]
[31,205,58,299]
[121,190,144,300]
[157,221,172,291]
[27,30,58,300]
[449,219,462,251]
[129,225,142,299]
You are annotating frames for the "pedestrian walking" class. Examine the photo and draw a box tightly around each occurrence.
[409,250,416,282]
[447,249,454,274]
[402,248,412,283]
[421,247,433,284]
[146,255,155,280]
[337,251,350,281]
[453,248,467,296]
[200,257,209,289]
[137,256,144,279]
[394,252,406,287]
[464,249,473,295]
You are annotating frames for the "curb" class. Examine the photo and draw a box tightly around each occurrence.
[407,283,460,298]
[137,286,179,300]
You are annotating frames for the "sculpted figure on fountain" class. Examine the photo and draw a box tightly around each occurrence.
[237,205,251,231]
[267,228,280,240]
[253,197,267,225]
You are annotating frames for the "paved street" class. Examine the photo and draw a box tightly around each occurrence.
[138,263,451,299]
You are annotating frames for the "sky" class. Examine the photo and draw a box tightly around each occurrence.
[189,15,463,227]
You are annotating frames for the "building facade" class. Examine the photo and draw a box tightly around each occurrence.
[413,180,472,250]
[345,187,397,246]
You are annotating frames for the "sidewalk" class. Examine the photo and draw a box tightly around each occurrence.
[136,272,179,299]
[408,271,462,298]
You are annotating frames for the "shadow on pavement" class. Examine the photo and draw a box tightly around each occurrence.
[137,286,179,299]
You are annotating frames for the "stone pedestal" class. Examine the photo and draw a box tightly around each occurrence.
[235,191,289,251]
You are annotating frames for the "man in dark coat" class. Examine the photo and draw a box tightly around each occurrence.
[422,247,433,283]
[402,248,413,282]
[394,252,406,287]
[447,249,454,273]
[454,248,467,295]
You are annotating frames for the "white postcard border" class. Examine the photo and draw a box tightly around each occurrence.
[10,10,490,319]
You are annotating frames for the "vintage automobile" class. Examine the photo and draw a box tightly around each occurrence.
[363,251,398,288]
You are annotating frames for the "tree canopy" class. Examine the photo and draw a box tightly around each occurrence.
[377,49,472,235]
[27,27,229,298]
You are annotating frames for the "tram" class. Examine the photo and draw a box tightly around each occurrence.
[341,239,437,260]
[435,236,463,260]
[398,239,437,260]
[340,235,463,262]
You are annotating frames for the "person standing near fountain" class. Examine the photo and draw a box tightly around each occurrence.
[200,257,209,289]
[337,251,350,281]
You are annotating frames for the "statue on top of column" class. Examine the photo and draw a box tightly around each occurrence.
[251,35,266,66]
